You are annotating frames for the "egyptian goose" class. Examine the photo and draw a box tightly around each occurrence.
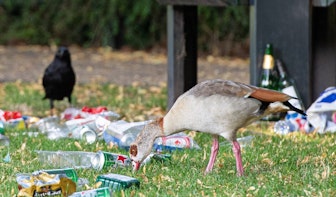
[129,79,305,176]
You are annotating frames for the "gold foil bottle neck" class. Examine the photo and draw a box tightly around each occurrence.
[262,54,274,69]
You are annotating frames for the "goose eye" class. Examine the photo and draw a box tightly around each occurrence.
[130,144,138,157]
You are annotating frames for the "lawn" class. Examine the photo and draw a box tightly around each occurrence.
[0,82,335,196]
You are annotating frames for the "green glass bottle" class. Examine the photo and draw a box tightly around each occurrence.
[276,59,305,111]
[259,44,280,121]
[259,44,278,90]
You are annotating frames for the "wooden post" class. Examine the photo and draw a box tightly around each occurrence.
[167,5,198,109]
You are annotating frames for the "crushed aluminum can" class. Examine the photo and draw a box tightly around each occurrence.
[95,173,140,191]
[91,151,131,170]
[16,170,76,197]
[66,116,110,137]
[41,168,78,183]
[71,125,97,144]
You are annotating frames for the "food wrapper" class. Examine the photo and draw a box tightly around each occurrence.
[307,87,336,134]
[61,107,120,121]
[17,171,76,197]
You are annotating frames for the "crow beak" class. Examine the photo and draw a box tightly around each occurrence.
[132,161,140,171]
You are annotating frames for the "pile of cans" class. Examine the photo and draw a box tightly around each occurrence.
[16,168,140,197]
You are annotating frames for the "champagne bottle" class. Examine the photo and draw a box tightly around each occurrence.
[259,44,278,90]
[259,44,280,121]
[276,59,305,111]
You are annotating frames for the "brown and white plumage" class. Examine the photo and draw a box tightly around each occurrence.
[129,79,305,176]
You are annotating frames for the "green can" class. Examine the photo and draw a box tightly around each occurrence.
[42,168,78,183]
[96,173,140,191]
[91,151,131,170]
[0,121,5,135]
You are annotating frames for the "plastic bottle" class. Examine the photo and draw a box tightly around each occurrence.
[219,135,254,148]
[103,120,147,149]
[35,150,97,169]
[273,120,296,135]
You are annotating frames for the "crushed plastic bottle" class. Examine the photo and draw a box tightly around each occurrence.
[103,120,148,149]
[273,120,295,135]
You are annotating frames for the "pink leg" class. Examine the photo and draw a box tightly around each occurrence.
[204,135,219,175]
[232,140,244,176]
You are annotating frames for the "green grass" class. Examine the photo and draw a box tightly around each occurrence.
[0,82,335,196]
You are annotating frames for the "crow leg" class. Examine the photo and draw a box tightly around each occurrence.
[50,99,54,116]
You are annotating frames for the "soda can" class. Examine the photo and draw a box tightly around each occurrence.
[91,151,131,170]
[154,135,192,152]
[87,116,111,136]
[72,125,97,144]
[0,121,5,135]
[69,187,111,197]
[96,173,140,191]
[40,168,78,183]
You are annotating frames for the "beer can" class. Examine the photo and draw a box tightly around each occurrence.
[154,135,192,152]
[69,187,111,197]
[0,121,5,135]
[96,173,140,191]
[91,151,131,170]
[41,168,78,183]
[80,126,97,144]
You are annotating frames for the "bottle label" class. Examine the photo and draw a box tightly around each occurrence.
[102,152,131,169]
[262,54,274,69]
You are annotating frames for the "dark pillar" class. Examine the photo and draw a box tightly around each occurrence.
[167,5,198,109]
[312,5,336,100]
[250,0,312,107]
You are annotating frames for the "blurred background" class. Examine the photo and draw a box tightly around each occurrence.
[0,0,249,57]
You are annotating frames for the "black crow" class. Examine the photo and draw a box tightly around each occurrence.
[42,46,76,115]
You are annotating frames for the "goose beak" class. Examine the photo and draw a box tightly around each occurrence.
[132,161,140,171]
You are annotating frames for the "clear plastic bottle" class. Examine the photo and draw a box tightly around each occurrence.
[35,150,97,169]
[103,120,147,149]
[273,120,296,135]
